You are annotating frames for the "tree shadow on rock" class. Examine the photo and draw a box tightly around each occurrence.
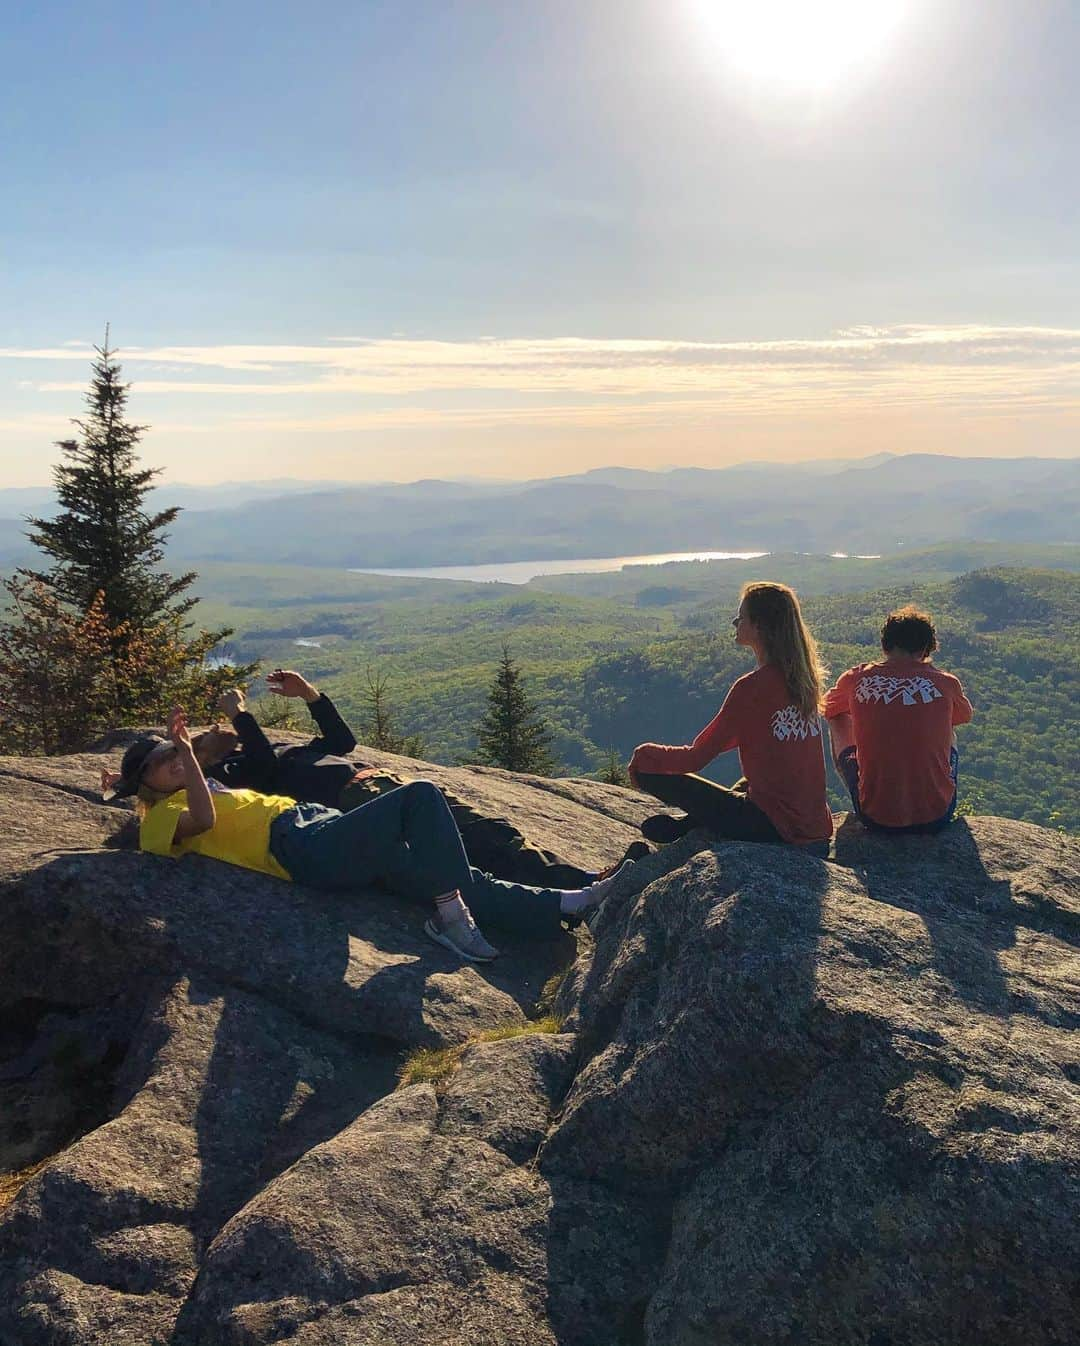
[186,988,400,1256]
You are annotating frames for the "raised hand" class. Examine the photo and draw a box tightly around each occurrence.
[167,705,193,751]
[266,669,318,702]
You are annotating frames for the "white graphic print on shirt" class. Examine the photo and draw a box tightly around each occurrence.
[771,705,820,741]
[855,674,942,707]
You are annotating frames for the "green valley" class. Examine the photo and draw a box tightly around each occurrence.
[188,546,1080,833]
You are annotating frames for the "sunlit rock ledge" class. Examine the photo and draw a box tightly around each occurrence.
[0,739,1077,1345]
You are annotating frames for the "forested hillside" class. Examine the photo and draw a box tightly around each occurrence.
[192,561,1077,832]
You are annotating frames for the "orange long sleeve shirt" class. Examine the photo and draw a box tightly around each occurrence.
[632,664,833,846]
[824,657,973,828]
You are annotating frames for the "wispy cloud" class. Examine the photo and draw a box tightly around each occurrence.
[6,322,1079,381]
[4,325,1079,436]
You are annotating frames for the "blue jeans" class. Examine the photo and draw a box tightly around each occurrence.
[838,746,959,835]
[268,780,565,938]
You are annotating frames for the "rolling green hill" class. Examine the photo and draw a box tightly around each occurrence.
[183,554,1078,833]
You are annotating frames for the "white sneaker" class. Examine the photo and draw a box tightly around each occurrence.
[424,913,499,963]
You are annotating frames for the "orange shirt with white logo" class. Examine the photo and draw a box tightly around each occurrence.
[630,663,833,846]
[824,657,973,828]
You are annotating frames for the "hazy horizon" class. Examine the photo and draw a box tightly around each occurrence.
[3,447,1078,497]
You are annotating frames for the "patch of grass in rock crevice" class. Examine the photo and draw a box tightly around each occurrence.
[397,1014,563,1089]
[537,967,571,1016]
[0,1157,49,1213]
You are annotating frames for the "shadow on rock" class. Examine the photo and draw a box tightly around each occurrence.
[0,844,578,1345]
[539,839,832,1344]
[541,830,1080,1345]
[834,815,1080,1028]
[3,848,568,1049]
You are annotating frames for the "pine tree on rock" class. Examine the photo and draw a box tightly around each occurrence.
[0,335,254,750]
[24,335,197,630]
[474,645,557,775]
[598,747,630,786]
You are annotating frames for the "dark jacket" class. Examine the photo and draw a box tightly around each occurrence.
[206,694,359,808]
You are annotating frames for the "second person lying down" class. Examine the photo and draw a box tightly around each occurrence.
[109,707,632,964]
[188,670,621,888]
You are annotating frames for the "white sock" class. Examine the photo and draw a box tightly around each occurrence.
[559,886,592,917]
[559,860,631,916]
[434,890,469,927]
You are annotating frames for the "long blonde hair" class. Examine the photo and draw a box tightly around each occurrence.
[740,581,827,721]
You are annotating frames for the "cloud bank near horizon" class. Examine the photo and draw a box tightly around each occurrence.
[4,323,1079,416]
[1,324,1077,484]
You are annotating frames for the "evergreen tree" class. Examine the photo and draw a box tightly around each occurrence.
[0,581,116,755]
[0,335,254,751]
[360,666,425,756]
[0,579,242,755]
[598,747,630,786]
[24,334,197,632]
[474,645,556,775]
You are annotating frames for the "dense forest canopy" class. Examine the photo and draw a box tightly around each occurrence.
[171,557,1078,834]
[4,523,1074,828]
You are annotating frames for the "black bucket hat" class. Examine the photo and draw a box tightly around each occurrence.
[103,734,168,800]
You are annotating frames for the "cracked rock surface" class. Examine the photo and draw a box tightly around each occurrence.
[1,744,1079,1344]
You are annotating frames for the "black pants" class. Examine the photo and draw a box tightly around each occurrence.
[339,772,595,887]
[635,772,782,843]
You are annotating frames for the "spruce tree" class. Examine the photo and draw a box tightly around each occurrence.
[0,334,254,750]
[23,334,197,629]
[598,747,630,786]
[360,666,425,756]
[0,581,116,755]
[474,645,556,775]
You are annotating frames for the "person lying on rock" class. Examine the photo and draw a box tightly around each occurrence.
[100,669,356,805]
[183,670,627,888]
[203,668,360,792]
[108,706,631,963]
[628,581,833,858]
[823,605,973,835]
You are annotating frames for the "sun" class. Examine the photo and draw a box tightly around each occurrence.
[692,0,909,91]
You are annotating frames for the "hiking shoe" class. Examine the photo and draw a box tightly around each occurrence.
[424,914,499,963]
[640,813,695,845]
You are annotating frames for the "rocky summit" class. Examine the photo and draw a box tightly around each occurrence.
[0,740,1078,1345]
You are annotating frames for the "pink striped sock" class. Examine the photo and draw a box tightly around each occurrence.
[434,889,469,926]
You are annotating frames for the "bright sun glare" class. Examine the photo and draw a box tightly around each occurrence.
[696,0,908,90]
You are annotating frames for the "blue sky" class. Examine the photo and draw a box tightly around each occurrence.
[2,0,1078,484]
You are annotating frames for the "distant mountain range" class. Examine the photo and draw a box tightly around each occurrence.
[0,478,358,520]
[1,454,1076,570]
